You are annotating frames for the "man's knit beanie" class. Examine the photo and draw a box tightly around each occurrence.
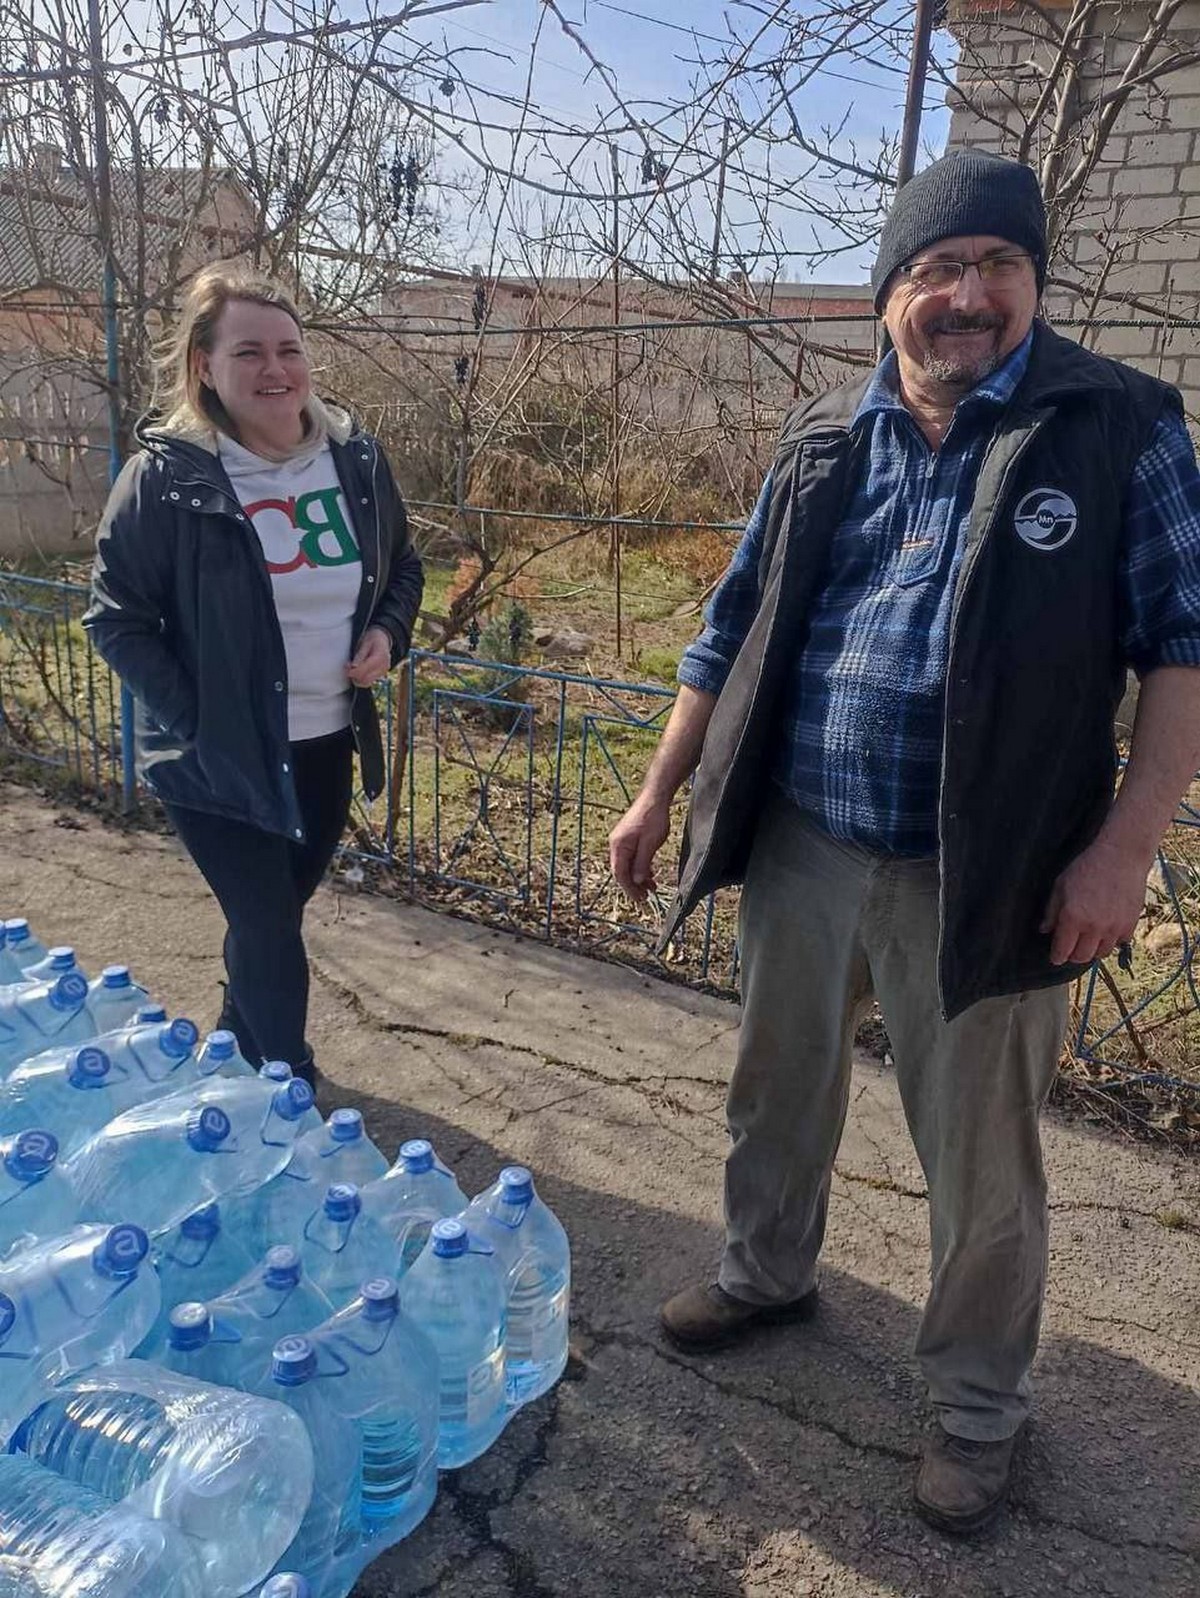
[871,149,1047,312]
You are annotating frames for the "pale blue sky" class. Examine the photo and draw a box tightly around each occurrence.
[397,0,956,283]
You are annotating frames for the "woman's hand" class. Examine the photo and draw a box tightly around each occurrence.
[346,625,393,687]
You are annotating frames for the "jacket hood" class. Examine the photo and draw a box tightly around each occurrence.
[137,393,354,456]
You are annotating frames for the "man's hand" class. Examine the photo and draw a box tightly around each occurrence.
[347,625,392,688]
[609,793,673,900]
[1040,835,1149,966]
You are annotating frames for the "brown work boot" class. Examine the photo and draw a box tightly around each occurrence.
[660,1281,819,1352]
[913,1429,1019,1535]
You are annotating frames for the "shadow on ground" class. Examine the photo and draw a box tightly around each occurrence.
[336,1083,1200,1598]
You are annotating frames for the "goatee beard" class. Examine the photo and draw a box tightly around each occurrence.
[922,349,1001,390]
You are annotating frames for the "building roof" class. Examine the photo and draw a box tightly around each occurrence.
[0,154,254,295]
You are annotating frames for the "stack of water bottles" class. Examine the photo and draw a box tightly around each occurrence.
[0,916,571,1597]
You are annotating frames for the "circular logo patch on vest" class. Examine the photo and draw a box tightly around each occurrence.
[1013,488,1078,552]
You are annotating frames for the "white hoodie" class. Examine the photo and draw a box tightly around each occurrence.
[217,433,361,741]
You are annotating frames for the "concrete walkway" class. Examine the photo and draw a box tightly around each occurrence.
[3,785,1199,1598]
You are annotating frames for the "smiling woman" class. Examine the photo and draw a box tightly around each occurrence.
[83,264,424,1087]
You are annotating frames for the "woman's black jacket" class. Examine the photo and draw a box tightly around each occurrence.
[84,424,424,842]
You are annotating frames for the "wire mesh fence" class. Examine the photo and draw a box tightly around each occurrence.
[1,570,1198,1116]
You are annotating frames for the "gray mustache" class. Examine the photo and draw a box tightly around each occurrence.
[927,316,1003,334]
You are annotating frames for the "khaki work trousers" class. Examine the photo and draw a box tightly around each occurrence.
[718,794,1068,1440]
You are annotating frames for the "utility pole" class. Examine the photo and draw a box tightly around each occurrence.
[86,0,135,811]
[609,142,623,659]
[710,117,731,279]
[897,0,937,189]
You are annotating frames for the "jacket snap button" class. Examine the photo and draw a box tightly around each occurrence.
[361,496,369,504]
[294,828,303,838]
[282,762,290,773]
[191,498,201,508]
[274,681,284,692]
[169,491,180,500]
[367,574,374,584]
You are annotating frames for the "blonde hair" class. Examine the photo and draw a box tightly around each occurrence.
[154,263,309,441]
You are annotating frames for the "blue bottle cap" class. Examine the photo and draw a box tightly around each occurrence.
[323,1182,361,1222]
[204,1030,237,1064]
[0,1292,15,1342]
[329,1108,363,1143]
[431,1217,468,1257]
[67,1046,111,1088]
[160,1018,199,1059]
[399,1138,434,1173]
[360,1276,399,1321]
[49,971,88,1011]
[274,1079,314,1121]
[272,1334,317,1386]
[499,1166,535,1205]
[136,1003,167,1023]
[180,1203,220,1241]
[264,1245,302,1289]
[168,1302,213,1350]
[45,947,75,972]
[186,1104,231,1153]
[5,919,29,940]
[100,965,131,990]
[4,1129,58,1182]
[261,1579,311,1598]
[261,1059,292,1082]
[94,1223,149,1277]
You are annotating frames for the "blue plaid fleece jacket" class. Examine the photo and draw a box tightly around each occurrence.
[678,332,1200,856]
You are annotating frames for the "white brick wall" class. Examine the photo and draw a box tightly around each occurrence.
[948,4,1200,422]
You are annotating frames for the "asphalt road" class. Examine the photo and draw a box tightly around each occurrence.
[3,785,1198,1598]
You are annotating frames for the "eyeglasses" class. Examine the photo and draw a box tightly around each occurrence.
[897,254,1034,293]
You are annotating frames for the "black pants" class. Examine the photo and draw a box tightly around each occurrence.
[167,727,354,1068]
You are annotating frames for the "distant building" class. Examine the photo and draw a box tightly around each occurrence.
[948,0,1200,418]
[0,143,255,556]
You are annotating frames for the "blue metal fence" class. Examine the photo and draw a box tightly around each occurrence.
[1,569,1197,1098]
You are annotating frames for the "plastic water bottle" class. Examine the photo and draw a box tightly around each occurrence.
[266,1336,363,1591]
[99,1016,199,1092]
[156,1302,243,1386]
[2,924,47,977]
[0,1453,206,1598]
[465,1166,570,1407]
[258,1577,311,1598]
[197,1029,256,1078]
[0,1224,159,1444]
[9,1362,314,1598]
[0,1132,78,1263]
[185,1245,333,1384]
[0,931,26,989]
[0,1040,174,1157]
[398,1217,507,1468]
[19,949,87,988]
[223,1166,311,1260]
[141,1201,257,1344]
[63,1076,316,1235]
[292,1110,388,1194]
[0,1554,41,1598]
[308,1278,439,1543]
[259,1064,322,1130]
[361,1138,468,1271]
[85,967,149,1034]
[300,1183,396,1311]
[0,974,93,1081]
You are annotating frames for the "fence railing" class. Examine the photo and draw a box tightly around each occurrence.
[2,569,1197,1101]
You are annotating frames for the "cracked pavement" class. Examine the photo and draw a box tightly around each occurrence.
[3,786,1199,1597]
